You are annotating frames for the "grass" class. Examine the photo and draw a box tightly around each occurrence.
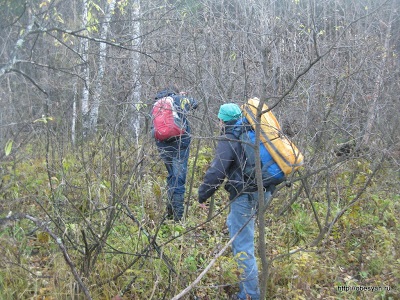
[0,140,399,299]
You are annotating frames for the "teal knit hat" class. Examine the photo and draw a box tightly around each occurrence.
[218,103,242,122]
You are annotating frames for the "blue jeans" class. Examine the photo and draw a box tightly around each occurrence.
[226,191,272,300]
[158,143,190,220]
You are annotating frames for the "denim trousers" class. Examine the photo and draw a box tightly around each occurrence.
[226,191,272,300]
[158,143,190,219]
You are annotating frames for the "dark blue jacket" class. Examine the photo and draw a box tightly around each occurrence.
[198,120,251,203]
[154,88,198,149]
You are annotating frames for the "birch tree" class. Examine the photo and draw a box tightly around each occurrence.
[80,0,91,137]
[130,0,142,145]
[89,0,117,133]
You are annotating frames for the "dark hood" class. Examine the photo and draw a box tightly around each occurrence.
[155,88,177,100]
[223,118,252,137]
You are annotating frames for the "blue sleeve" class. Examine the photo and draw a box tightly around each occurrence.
[174,95,198,112]
[189,97,198,110]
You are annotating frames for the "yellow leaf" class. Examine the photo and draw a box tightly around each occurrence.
[39,1,48,8]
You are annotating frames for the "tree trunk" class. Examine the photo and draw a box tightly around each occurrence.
[361,2,395,146]
[130,0,142,145]
[80,0,90,137]
[89,0,116,134]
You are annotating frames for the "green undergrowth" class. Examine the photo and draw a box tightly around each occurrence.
[0,141,399,299]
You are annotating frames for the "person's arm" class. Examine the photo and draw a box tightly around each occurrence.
[198,138,234,203]
[176,94,198,111]
[189,97,198,110]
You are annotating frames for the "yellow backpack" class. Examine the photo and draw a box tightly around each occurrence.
[241,98,304,176]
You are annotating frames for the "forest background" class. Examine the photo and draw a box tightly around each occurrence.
[0,0,399,299]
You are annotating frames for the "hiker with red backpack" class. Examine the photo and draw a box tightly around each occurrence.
[198,103,275,300]
[152,86,198,222]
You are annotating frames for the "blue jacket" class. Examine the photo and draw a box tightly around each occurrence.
[154,88,198,149]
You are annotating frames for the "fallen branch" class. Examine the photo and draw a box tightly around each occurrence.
[171,211,254,300]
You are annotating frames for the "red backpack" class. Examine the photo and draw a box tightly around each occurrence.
[152,97,185,141]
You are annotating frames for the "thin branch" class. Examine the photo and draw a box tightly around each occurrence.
[171,212,254,300]
[121,203,177,275]
[265,0,390,112]
[300,176,322,233]
[326,154,386,236]
[9,68,48,95]
[1,213,92,300]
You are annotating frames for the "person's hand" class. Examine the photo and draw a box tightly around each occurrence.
[199,203,208,210]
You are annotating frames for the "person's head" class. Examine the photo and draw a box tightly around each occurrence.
[218,103,242,125]
[165,85,179,95]
[155,85,180,100]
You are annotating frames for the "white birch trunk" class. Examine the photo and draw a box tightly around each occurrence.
[130,0,142,145]
[71,81,77,145]
[89,0,116,133]
[0,11,35,78]
[81,0,90,137]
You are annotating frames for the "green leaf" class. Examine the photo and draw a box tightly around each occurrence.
[33,115,54,123]
[5,139,13,156]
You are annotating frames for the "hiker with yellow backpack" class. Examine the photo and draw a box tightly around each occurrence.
[198,99,303,300]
